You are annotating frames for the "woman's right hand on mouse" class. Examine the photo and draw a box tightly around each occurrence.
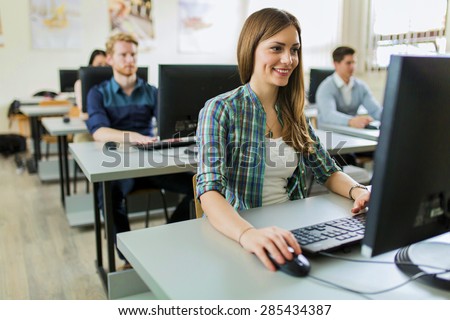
[238,226,302,271]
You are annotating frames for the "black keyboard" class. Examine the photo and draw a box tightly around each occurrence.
[291,214,366,254]
[133,140,196,150]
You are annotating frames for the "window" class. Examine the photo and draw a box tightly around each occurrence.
[368,0,448,69]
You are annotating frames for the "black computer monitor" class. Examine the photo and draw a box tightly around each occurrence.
[361,55,450,289]
[79,66,148,113]
[157,65,241,140]
[59,69,79,92]
[308,68,334,104]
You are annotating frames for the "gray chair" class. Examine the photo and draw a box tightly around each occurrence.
[307,68,334,104]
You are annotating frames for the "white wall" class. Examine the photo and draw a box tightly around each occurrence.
[142,0,245,82]
[0,0,375,132]
[0,0,110,131]
[0,0,247,132]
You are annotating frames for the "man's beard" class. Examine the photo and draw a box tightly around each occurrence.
[116,65,138,77]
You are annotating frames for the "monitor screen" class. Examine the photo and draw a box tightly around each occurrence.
[361,55,450,288]
[79,66,148,113]
[157,65,241,140]
[59,69,79,92]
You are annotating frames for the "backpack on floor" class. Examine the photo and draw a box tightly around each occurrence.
[0,134,27,156]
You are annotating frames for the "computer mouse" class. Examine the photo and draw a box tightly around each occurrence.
[104,141,119,150]
[63,115,70,123]
[365,120,381,130]
[268,247,311,277]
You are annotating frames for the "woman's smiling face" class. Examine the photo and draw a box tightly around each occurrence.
[251,25,300,90]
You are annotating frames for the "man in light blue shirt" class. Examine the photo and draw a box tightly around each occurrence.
[316,46,382,128]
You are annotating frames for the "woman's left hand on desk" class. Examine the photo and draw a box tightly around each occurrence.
[351,191,370,214]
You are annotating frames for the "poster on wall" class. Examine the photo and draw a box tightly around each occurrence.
[0,13,4,47]
[109,0,155,51]
[178,0,241,54]
[30,0,82,49]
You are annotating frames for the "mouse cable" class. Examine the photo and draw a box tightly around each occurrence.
[306,252,450,297]
[318,251,450,272]
[307,270,447,298]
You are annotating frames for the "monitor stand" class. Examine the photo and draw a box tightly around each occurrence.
[395,241,450,290]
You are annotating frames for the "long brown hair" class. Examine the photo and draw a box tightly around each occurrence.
[237,8,314,153]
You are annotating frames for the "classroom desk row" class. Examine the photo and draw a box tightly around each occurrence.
[68,129,377,291]
[69,141,197,287]
[19,104,72,173]
[319,123,380,141]
[41,117,89,207]
[118,193,450,300]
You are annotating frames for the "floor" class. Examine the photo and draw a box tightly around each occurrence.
[0,154,166,299]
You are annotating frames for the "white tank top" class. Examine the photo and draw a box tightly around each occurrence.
[262,137,298,206]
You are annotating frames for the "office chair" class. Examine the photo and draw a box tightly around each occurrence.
[33,90,58,99]
[307,68,334,104]
[124,188,170,227]
[192,174,203,219]
[79,66,166,225]
[79,66,148,113]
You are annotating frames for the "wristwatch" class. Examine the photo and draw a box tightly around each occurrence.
[349,184,368,200]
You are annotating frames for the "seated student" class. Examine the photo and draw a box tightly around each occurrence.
[86,33,194,269]
[73,50,108,143]
[196,8,371,272]
[316,46,382,129]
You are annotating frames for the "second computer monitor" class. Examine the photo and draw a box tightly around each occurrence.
[59,69,79,93]
[157,64,241,140]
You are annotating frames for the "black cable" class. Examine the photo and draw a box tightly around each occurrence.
[307,251,450,297]
[318,251,450,272]
[308,270,448,297]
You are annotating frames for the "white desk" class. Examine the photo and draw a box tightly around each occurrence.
[118,193,450,300]
[19,105,72,175]
[315,130,377,154]
[319,123,380,141]
[70,131,376,290]
[41,117,89,216]
[69,141,197,287]
[41,116,88,136]
[304,107,318,128]
[17,96,46,105]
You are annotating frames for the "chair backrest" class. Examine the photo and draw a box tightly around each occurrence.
[68,105,80,118]
[192,174,203,219]
[79,66,148,113]
[308,68,334,104]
